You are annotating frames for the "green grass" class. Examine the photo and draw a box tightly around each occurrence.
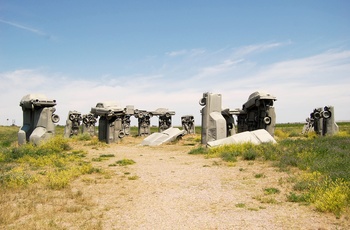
[0,126,18,147]
[206,135,350,182]
[264,187,280,195]
[254,173,265,178]
[127,175,139,180]
[92,154,115,162]
[197,122,350,216]
[235,203,246,208]
[116,158,136,166]
[0,130,99,190]
[1,123,350,216]
[188,146,208,155]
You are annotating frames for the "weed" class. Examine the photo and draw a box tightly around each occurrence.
[116,159,136,166]
[287,192,309,203]
[92,154,115,162]
[220,151,238,162]
[253,195,279,204]
[242,148,257,160]
[207,142,281,163]
[128,175,139,180]
[92,157,103,162]
[69,149,87,157]
[306,131,318,139]
[73,133,92,141]
[208,144,251,159]
[188,146,208,155]
[46,163,96,189]
[309,177,350,217]
[254,173,265,178]
[100,154,115,158]
[235,203,245,208]
[47,169,73,189]
[274,129,289,139]
[85,137,107,148]
[293,181,310,191]
[260,197,278,204]
[0,166,37,188]
[0,126,18,147]
[264,187,280,195]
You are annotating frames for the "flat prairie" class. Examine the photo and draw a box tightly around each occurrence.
[3,134,349,230]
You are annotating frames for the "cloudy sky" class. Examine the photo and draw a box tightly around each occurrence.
[1,1,349,126]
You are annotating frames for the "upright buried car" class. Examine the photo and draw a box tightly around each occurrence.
[18,94,60,145]
[90,102,134,143]
[237,91,277,136]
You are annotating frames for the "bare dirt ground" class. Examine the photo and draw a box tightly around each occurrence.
[65,136,349,230]
[4,135,349,229]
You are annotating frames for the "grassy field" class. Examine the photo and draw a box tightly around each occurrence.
[192,122,350,217]
[0,122,349,226]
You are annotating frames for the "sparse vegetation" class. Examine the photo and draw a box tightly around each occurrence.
[264,187,280,195]
[116,158,136,166]
[193,123,350,216]
[235,203,246,208]
[0,135,98,189]
[128,175,139,180]
[255,173,265,178]
[0,126,105,228]
[92,153,115,162]
[188,146,208,155]
[0,122,349,228]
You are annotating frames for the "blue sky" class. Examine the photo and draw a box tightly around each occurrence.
[1,0,350,126]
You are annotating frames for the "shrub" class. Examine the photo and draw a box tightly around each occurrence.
[208,143,254,161]
[309,177,350,217]
[188,146,208,155]
[40,136,71,152]
[0,166,37,188]
[274,129,289,139]
[287,192,309,203]
[242,148,257,160]
[47,169,72,189]
[220,151,238,162]
[0,132,99,190]
[46,162,96,189]
[257,143,281,161]
[3,136,71,162]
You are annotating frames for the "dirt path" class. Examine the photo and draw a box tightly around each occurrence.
[69,136,349,230]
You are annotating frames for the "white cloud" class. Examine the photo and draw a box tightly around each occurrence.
[233,41,291,57]
[195,59,244,79]
[166,48,206,57]
[166,49,188,57]
[0,19,53,39]
[217,49,350,122]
